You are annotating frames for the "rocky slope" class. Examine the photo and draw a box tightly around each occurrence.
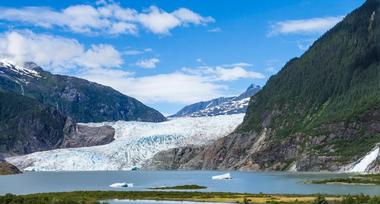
[172,84,260,117]
[0,91,115,157]
[0,161,21,175]
[0,61,165,123]
[146,0,380,172]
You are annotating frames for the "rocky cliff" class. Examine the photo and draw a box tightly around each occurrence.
[145,0,380,172]
[0,91,115,157]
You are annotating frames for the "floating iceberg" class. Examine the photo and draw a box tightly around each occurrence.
[212,173,232,180]
[109,182,134,188]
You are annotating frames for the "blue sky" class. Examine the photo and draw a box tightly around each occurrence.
[0,0,364,115]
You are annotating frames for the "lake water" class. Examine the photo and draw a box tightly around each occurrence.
[1,171,380,195]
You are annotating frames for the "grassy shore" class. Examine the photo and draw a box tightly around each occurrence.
[0,191,345,204]
[148,185,207,190]
[310,174,380,185]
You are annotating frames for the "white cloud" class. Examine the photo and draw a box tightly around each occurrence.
[222,62,253,67]
[80,62,261,104]
[270,16,344,36]
[0,29,253,105]
[207,27,221,32]
[0,3,214,35]
[124,47,152,56]
[183,64,264,81]
[0,30,123,72]
[135,58,160,69]
[172,8,214,25]
[81,71,225,104]
[137,6,180,34]
[213,66,264,81]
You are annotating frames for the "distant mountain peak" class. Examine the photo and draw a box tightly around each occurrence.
[172,84,261,117]
[0,60,41,78]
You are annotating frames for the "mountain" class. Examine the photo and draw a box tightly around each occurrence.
[0,91,115,157]
[172,84,261,117]
[0,61,166,123]
[146,0,380,172]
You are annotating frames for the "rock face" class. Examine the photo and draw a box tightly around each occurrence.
[146,0,380,172]
[0,161,21,175]
[0,61,166,123]
[172,84,260,117]
[61,123,115,148]
[143,146,204,170]
[0,91,115,157]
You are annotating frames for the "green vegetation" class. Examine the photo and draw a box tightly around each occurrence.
[149,185,207,190]
[340,194,380,204]
[313,196,329,204]
[236,0,380,162]
[0,191,344,204]
[311,174,380,185]
[2,191,380,204]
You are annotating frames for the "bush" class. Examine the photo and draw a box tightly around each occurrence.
[313,196,328,204]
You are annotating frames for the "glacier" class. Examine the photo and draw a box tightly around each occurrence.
[6,114,244,171]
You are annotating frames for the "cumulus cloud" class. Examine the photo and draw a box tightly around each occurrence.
[135,58,160,69]
[0,30,122,72]
[0,29,258,105]
[81,71,224,104]
[80,62,262,104]
[183,64,265,81]
[0,2,214,35]
[269,16,344,36]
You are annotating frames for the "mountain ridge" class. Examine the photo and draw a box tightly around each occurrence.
[0,60,166,123]
[172,84,261,117]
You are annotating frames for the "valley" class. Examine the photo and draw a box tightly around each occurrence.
[1,0,380,203]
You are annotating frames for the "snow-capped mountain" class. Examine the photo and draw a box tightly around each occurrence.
[172,84,261,117]
[6,114,244,171]
[0,60,41,78]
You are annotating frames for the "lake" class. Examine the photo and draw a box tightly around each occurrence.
[1,171,380,195]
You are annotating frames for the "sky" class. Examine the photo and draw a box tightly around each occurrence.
[0,0,365,115]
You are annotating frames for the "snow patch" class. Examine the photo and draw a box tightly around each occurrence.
[6,114,244,171]
[347,145,379,173]
[188,97,251,117]
[288,162,297,172]
[0,60,41,78]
